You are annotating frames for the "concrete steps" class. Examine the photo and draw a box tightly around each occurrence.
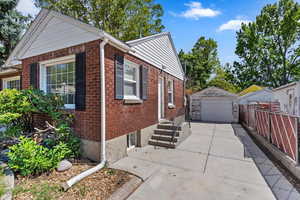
[157,124,182,131]
[149,121,181,149]
[148,140,176,149]
[151,134,178,142]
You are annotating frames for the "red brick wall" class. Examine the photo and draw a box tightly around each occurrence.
[21,40,184,141]
[105,45,184,140]
[22,40,101,141]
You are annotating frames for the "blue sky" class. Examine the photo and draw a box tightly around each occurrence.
[17,0,282,64]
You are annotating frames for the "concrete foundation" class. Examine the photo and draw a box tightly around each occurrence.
[81,114,190,164]
[80,138,101,161]
[106,134,128,164]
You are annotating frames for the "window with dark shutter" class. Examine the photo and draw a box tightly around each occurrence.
[140,65,148,100]
[30,63,38,88]
[75,52,86,110]
[115,54,124,99]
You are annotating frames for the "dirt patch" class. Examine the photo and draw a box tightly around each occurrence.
[243,125,300,193]
[13,161,132,200]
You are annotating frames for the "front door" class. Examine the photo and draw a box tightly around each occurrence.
[158,77,165,120]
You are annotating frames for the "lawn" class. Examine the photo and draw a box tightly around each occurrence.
[13,161,132,200]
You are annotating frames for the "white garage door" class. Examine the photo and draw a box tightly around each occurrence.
[200,99,234,123]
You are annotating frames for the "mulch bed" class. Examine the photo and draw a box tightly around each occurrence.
[244,125,300,193]
[13,160,132,200]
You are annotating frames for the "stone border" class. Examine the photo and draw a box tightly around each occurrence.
[0,162,14,200]
[108,174,142,200]
[242,123,300,181]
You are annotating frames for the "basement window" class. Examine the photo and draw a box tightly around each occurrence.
[127,132,137,150]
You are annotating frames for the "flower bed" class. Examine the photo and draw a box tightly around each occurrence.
[13,161,132,200]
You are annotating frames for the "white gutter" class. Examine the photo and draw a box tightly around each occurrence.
[62,38,109,190]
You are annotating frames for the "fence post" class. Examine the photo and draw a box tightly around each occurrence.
[268,112,272,143]
[296,117,299,164]
[247,105,250,127]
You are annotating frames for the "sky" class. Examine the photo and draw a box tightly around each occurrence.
[16,0,284,65]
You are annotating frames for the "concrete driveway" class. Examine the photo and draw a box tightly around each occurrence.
[112,122,276,200]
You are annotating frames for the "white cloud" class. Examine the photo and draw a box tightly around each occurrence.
[178,1,220,20]
[218,19,251,31]
[16,0,40,16]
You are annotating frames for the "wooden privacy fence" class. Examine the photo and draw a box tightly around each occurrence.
[240,104,299,163]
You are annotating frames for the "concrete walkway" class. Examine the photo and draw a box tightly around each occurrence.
[112,123,299,200]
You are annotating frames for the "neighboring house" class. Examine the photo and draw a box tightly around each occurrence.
[0,66,21,90]
[190,87,239,123]
[238,88,275,105]
[273,82,300,116]
[239,85,263,96]
[2,9,186,163]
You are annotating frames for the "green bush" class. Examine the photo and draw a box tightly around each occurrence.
[0,88,81,160]
[8,137,71,176]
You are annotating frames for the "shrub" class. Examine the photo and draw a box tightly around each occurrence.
[0,89,81,160]
[8,137,71,176]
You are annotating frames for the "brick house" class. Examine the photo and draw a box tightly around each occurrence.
[0,66,21,90]
[2,9,187,163]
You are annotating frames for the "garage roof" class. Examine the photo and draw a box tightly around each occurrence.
[191,87,238,98]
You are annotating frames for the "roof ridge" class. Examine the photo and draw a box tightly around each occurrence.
[126,32,170,45]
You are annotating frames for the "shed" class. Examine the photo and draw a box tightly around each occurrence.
[238,88,275,105]
[190,87,239,123]
[273,81,300,116]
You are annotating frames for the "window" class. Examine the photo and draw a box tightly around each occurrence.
[127,132,137,150]
[3,76,20,90]
[124,59,140,99]
[40,55,75,109]
[167,79,174,105]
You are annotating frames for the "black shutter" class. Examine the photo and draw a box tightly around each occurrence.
[75,52,86,110]
[140,65,148,100]
[29,63,38,88]
[115,54,124,99]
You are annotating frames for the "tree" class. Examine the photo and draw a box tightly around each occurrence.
[234,0,300,88]
[34,0,164,41]
[0,0,30,66]
[207,66,239,93]
[179,37,220,91]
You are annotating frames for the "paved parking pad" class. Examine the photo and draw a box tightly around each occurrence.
[112,123,300,200]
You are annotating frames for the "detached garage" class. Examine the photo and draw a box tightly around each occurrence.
[190,87,239,123]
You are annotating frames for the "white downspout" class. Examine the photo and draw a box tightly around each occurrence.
[62,38,109,190]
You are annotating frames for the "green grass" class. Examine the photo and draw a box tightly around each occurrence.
[13,183,61,200]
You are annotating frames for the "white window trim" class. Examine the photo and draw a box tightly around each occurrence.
[127,132,137,150]
[124,59,140,100]
[3,76,21,89]
[39,55,76,109]
[168,79,174,106]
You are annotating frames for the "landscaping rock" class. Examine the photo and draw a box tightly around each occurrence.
[57,160,72,172]
[0,150,9,163]
[0,161,14,200]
